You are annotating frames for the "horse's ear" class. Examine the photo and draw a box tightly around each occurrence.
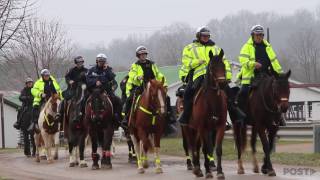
[218,48,224,61]
[209,50,214,60]
[286,69,291,79]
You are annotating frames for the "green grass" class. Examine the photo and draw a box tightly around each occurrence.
[160,138,320,167]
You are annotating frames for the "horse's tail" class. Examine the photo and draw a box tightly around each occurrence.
[233,123,247,152]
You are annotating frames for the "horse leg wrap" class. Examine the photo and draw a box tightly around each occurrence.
[103,151,112,157]
[155,158,161,165]
[92,153,100,161]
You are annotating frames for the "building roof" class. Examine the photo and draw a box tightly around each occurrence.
[0,91,21,109]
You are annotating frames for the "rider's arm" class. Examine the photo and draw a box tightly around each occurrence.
[222,53,232,81]
[153,64,167,87]
[65,68,73,84]
[19,88,28,103]
[182,44,201,70]
[31,80,42,99]
[267,45,283,74]
[239,44,255,71]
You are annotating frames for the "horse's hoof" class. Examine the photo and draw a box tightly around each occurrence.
[237,168,245,174]
[80,163,88,168]
[35,156,40,163]
[69,162,76,167]
[101,163,112,169]
[193,168,204,177]
[92,164,100,170]
[187,164,193,171]
[261,167,268,175]
[217,172,225,180]
[253,166,260,173]
[143,162,149,169]
[209,161,217,172]
[268,169,276,176]
[155,167,163,174]
[40,155,47,160]
[53,155,58,160]
[75,162,79,166]
[138,168,145,174]
[205,172,213,179]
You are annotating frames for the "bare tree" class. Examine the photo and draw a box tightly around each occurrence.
[0,18,73,89]
[0,0,32,50]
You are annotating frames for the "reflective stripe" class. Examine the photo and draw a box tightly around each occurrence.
[180,68,188,73]
[194,66,206,75]
[191,43,199,59]
[183,54,193,60]
[241,77,251,80]
[270,57,277,62]
[239,54,250,58]
[214,47,219,55]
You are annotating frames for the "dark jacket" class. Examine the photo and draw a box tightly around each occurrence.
[65,66,88,86]
[86,65,117,93]
[19,87,33,107]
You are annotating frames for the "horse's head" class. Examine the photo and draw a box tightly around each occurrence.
[49,93,61,113]
[147,78,167,115]
[207,49,226,88]
[271,70,291,113]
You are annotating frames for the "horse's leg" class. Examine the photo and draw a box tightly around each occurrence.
[90,131,100,170]
[208,130,217,171]
[215,127,225,179]
[137,128,150,171]
[154,133,163,174]
[131,134,144,173]
[127,135,136,163]
[79,133,88,168]
[251,127,259,173]
[34,133,40,162]
[68,141,76,167]
[189,128,203,177]
[182,126,192,170]
[202,133,213,179]
[53,132,59,160]
[258,127,276,176]
[42,133,52,163]
[233,123,245,174]
[101,126,113,169]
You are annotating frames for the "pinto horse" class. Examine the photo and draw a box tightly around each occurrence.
[34,94,61,163]
[130,79,167,174]
[182,50,227,179]
[84,88,114,170]
[235,70,291,176]
[64,82,88,168]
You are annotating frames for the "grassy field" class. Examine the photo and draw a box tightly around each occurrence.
[160,138,320,167]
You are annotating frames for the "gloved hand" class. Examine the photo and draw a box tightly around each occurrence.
[41,93,46,98]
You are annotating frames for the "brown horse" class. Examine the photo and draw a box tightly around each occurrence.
[182,50,228,179]
[84,88,114,170]
[64,83,88,168]
[34,94,61,163]
[234,70,291,176]
[130,79,167,174]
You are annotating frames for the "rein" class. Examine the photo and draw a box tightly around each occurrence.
[259,77,280,114]
[44,109,55,127]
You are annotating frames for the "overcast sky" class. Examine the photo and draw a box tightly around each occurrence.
[37,0,320,47]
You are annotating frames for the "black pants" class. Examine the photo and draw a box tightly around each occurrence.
[32,105,40,123]
[180,76,204,123]
[23,129,36,156]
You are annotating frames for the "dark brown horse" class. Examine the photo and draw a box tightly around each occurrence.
[237,70,291,176]
[84,88,114,170]
[182,50,227,179]
[130,79,167,174]
[64,82,88,168]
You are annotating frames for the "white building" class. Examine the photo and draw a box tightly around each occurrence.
[0,91,21,148]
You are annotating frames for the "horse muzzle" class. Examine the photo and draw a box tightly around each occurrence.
[279,98,289,113]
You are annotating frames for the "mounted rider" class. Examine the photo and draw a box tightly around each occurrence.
[55,56,88,123]
[237,24,285,126]
[121,46,176,131]
[178,26,236,128]
[86,53,122,127]
[28,69,62,132]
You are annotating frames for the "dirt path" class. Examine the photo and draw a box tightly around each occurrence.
[0,145,319,180]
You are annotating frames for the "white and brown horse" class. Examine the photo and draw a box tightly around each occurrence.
[34,94,61,163]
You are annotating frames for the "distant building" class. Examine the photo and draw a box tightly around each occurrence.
[0,91,21,148]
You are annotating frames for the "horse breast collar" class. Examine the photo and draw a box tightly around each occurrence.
[135,95,159,126]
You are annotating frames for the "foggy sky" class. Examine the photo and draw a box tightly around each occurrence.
[37,0,320,46]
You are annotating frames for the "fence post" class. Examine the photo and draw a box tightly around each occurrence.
[314,124,320,153]
[0,93,5,149]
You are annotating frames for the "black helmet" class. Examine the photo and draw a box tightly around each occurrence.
[196,26,211,39]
